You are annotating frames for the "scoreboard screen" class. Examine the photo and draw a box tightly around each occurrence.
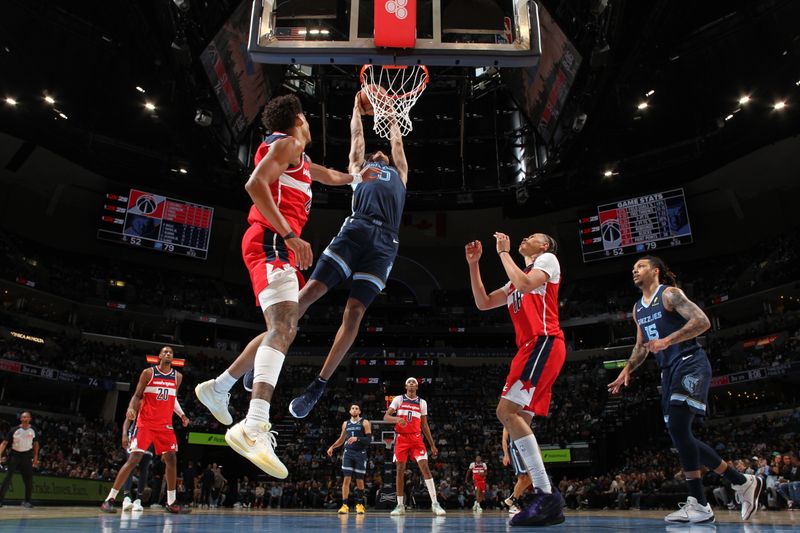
[97,189,214,260]
[578,188,692,263]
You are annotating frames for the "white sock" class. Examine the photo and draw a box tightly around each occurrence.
[514,433,552,494]
[253,345,285,387]
[213,370,237,393]
[167,490,176,505]
[424,478,437,503]
[107,488,119,501]
[397,495,404,506]
[245,399,271,433]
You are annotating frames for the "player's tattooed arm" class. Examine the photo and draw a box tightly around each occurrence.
[627,328,650,373]
[349,98,366,173]
[660,287,711,346]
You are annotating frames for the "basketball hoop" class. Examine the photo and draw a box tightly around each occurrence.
[359,64,429,139]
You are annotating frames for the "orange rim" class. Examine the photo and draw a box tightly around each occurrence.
[359,64,429,99]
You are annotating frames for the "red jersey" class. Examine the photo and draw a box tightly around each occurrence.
[389,394,428,435]
[504,252,563,346]
[469,462,487,480]
[247,133,313,237]
[136,366,177,429]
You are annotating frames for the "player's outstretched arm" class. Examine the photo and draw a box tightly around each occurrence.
[388,118,408,184]
[349,96,366,173]
[309,161,380,187]
[465,240,506,310]
[656,288,711,349]
[245,137,312,269]
[127,368,153,420]
[494,232,549,292]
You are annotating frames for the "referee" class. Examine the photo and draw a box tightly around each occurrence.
[0,411,39,508]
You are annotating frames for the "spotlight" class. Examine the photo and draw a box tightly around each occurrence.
[179,168,188,174]
[724,114,734,121]
[136,86,146,93]
[637,102,648,110]
[738,95,750,105]
[58,112,68,119]
[4,97,17,106]
[44,95,55,105]
[773,101,786,110]
[603,170,613,177]
[194,108,212,127]
[645,89,655,97]
[145,102,156,111]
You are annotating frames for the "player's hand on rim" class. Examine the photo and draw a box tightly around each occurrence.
[285,235,313,270]
[464,240,482,263]
[494,232,511,254]
[607,366,631,395]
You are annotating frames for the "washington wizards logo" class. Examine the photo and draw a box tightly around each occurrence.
[682,374,700,394]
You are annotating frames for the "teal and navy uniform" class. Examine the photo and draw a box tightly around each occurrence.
[342,417,369,480]
[634,284,711,423]
[310,161,406,307]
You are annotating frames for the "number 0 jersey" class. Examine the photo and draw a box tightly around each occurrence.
[136,366,177,429]
[469,462,487,480]
[389,394,428,435]
[634,284,700,368]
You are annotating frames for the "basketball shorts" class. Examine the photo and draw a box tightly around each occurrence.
[342,449,368,480]
[474,478,486,492]
[242,223,305,311]
[130,425,177,455]
[310,217,398,308]
[501,335,566,416]
[660,348,712,423]
[393,433,428,463]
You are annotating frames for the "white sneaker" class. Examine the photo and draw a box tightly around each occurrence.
[390,503,405,516]
[732,474,764,520]
[475,504,483,513]
[132,499,143,511]
[508,504,521,515]
[432,501,446,516]
[195,379,233,425]
[225,420,288,479]
[664,497,715,524]
[122,496,133,511]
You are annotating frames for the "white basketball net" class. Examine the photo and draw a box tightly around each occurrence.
[359,64,429,139]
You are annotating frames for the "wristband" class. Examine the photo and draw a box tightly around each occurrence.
[351,173,363,185]
[282,231,297,240]
[498,250,510,256]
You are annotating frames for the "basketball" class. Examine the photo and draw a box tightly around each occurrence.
[358,88,374,116]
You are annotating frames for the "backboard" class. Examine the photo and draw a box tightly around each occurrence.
[248,0,541,67]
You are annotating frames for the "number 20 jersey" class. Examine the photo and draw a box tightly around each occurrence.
[389,394,428,435]
[136,366,177,429]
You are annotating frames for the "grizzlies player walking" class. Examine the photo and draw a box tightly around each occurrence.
[289,94,410,418]
[326,404,372,514]
[609,256,763,524]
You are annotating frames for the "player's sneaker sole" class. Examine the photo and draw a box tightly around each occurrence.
[195,380,233,425]
[225,421,288,479]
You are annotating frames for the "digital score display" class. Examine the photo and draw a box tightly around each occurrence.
[97,189,214,260]
[578,188,692,262]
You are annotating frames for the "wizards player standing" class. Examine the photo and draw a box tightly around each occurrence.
[609,256,763,524]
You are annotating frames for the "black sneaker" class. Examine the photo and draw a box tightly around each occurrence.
[165,503,191,514]
[509,487,565,527]
[288,377,327,419]
[100,499,117,513]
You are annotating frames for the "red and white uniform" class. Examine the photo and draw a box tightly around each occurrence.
[131,366,178,455]
[501,252,567,416]
[469,462,488,491]
[390,395,429,463]
[242,133,313,306]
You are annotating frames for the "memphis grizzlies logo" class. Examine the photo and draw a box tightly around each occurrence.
[682,374,700,394]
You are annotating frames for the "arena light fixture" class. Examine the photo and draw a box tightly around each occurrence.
[603,169,615,177]
[637,101,648,110]
[773,100,786,110]
[58,112,68,119]
[136,86,146,93]
[4,97,17,106]
[44,95,55,105]
[738,95,750,105]
[724,113,734,121]
[144,101,156,111]
[645,89,655,97]
[179,168,188,174]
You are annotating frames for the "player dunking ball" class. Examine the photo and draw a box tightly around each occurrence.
[466,455,487,512]
[608,256,763,524]
[385,378,446,516]
[101,347,190,514]
[194,96,378,433]
[466,233,565,527]
[326,404,371,514]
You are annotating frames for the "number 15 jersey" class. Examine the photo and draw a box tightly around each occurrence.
[136,366,177,429]
[389,395,428,435]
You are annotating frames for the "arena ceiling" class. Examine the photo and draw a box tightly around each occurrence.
[1,0,799,211]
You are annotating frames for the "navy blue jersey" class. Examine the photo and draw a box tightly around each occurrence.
[344,417,368,453]
[634,284,700,368]
[351,161,405,233]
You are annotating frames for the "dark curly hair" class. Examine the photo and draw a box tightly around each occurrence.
[261,94,304,133]
[641,255,677,286]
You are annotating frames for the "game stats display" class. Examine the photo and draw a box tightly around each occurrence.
[97,189,214,260]
[578,188,692,262]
